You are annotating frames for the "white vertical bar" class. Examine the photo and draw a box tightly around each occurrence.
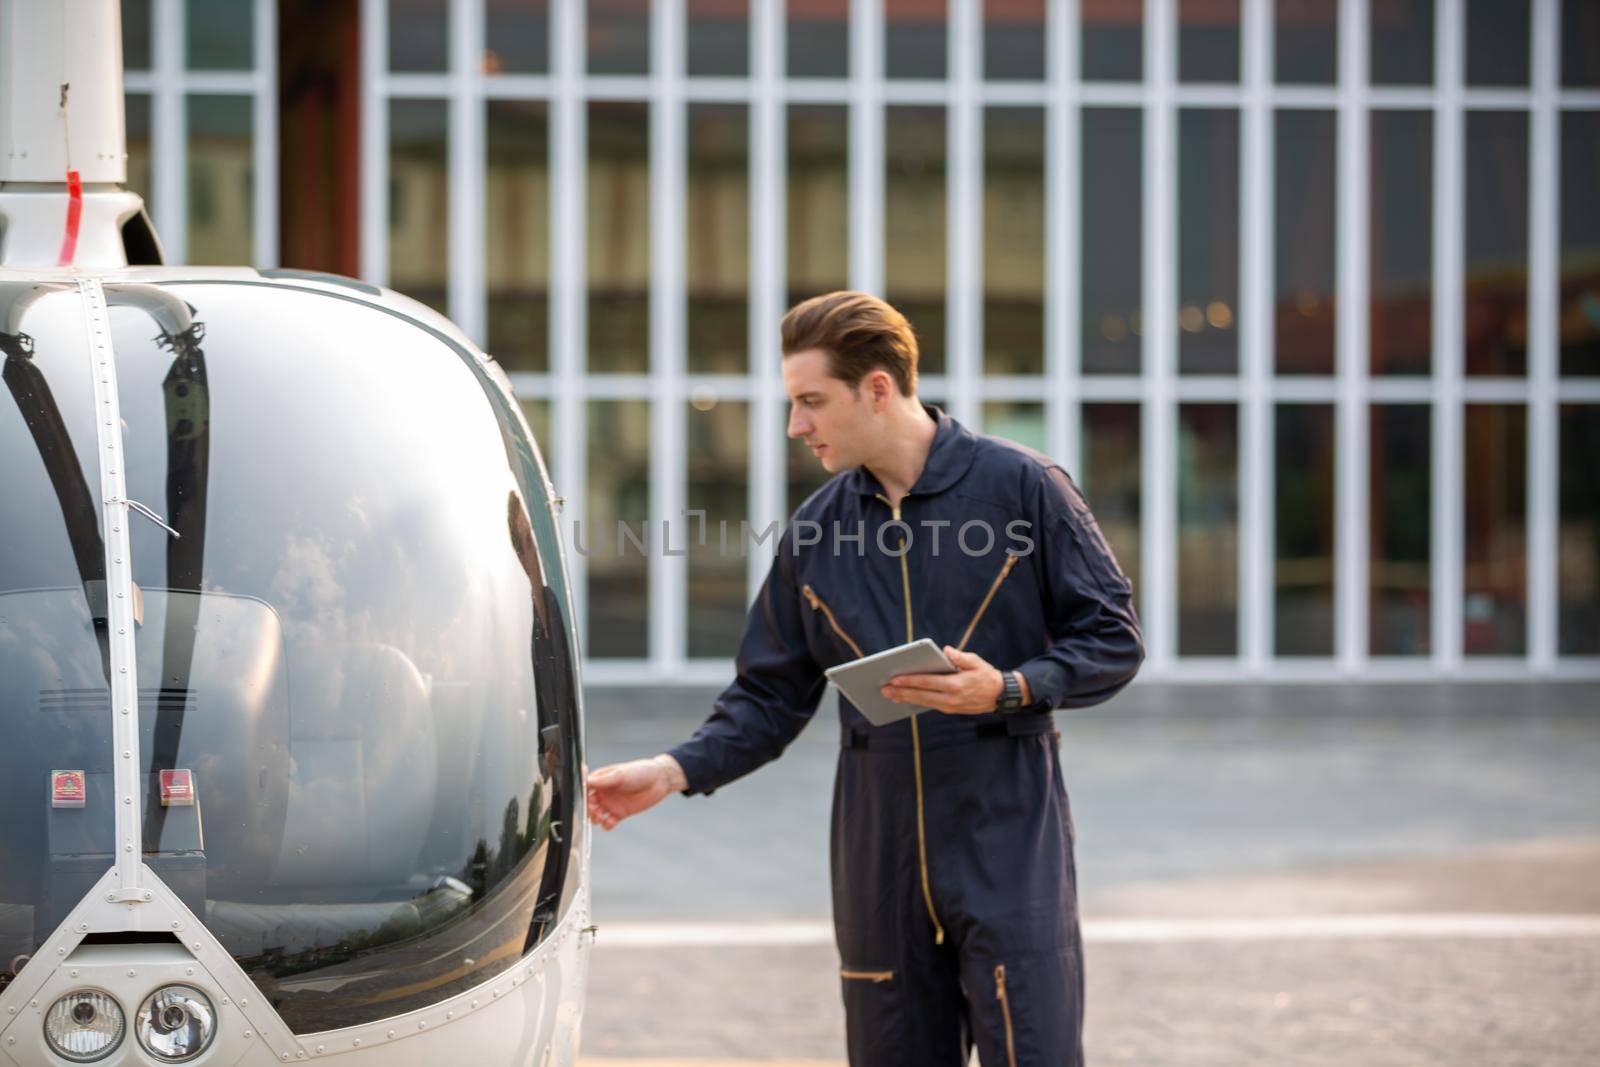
[252,0,278,267]
[552,0,589,643]
[850,0,884,294]
[1141,0,1176,672]
[750,0,786,597]
[79,279,144,894]
[950,0,980,427]
[1527,0,1559,670]
[448,0,486,342]
[1240,0,1272,671]
[360,0,389,285]
[152,0,185,261]
[1335,0,1370,671]
[1432,0,1464,670]
[1047,0,1081,473]
[652,0,687,670]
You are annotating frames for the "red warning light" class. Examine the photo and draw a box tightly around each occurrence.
[51,770,86,808]
[159,769,195,807]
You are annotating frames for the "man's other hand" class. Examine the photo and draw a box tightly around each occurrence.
[881,646,1029,715]
[586,754,686,831]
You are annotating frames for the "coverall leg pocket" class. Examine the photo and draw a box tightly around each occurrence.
[961,949,1082,1067]
[837,950,967,1067]
[839,965,907,1067]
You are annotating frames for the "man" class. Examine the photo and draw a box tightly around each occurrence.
[586,291,1144,1066]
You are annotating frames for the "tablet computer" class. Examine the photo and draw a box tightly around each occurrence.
[824,638,957,727]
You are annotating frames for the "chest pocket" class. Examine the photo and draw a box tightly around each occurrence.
[800,584,866,660]
[801,548,1021,665]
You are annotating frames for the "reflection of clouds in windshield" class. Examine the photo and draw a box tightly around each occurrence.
[93,285,560,1023]
[0,592,105,690]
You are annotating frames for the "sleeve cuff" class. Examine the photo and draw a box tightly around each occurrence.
[1015,660,1059,713]
[664,743,718,797]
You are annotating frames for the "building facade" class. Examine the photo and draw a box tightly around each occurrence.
[119,0,1600,684]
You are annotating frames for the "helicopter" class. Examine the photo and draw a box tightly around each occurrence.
[0,1,591,1063]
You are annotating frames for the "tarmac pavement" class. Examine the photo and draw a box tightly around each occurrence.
[575,682,1600,1066]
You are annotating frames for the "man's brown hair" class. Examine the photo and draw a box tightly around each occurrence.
[780,291,919,397]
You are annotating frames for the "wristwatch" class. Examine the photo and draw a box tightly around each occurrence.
[995,670,1026,713]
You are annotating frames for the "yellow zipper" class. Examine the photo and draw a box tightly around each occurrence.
[801,584,866,659]
[955,552,1020,652]
[838,968,894,983]
[875,491,945,946]
[994,963,1018,1067]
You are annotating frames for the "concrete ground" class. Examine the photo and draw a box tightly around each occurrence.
[574,682,1600,1066]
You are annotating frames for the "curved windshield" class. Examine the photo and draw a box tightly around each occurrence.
[99,280,581,1033]
[0,284,112,997]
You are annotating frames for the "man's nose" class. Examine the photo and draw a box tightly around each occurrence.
[787,408,809,438]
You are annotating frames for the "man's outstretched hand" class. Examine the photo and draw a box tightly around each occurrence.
[586,754,687,831]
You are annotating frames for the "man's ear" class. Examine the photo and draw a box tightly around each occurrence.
[869,369,893,411]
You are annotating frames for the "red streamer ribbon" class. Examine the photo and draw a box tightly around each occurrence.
[56,169,82,266]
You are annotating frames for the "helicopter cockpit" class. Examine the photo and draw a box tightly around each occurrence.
[0,274,585,1045]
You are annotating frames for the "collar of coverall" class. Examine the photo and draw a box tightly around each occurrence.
[843,400,978,500]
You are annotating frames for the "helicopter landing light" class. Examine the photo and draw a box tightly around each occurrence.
[50,770,86,809]
[157,769,194,807]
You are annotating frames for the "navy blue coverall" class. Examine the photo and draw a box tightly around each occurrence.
[668,403,1145,1067]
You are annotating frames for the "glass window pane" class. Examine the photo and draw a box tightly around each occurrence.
[588,0,651,74]
[1464,404,1526,655]
[886,106,947,376]
[688,398,750,657]
[0,289,111,974]
[588,102,651,373]
[1562,0,1600,88]
[1560,111,1600,377]
[688,105,749,374]
[984,0,1046,81]
[787,105,850,309]
[981,401,1047,454]
[186,0,252,70]
[1370,0,1433,86]
[1465,111,1529,377]
[487,101,550,373]
[1178,108,1240,375]
[389,0,449,72]
[388,99,449,314]
[1083,0,1142,82]
[886,0,946,79]
[485,0,550,74]
[1275,403,1335,655]
[1179,0,1240,83]
[187,95,253,265]
[1370,110,1433,376]
[1559,405,1600,654]
[123,0,151,69]
[126,92,152,205]
[103,284,579,1032]
[1370,404,1432,656]
[1083,108,1143,375]
[984,107,1045,376]
[1275,109,1337,375]
[1178,404,1239,656]
[1080,404,1142,603]
[788,0,849,78]
[1275,0,1338,84]
[689,0,749,75]
[1466,0,1530,86]
[587,399,651,658]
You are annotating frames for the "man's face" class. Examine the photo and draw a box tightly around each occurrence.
[783,348,879,474]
